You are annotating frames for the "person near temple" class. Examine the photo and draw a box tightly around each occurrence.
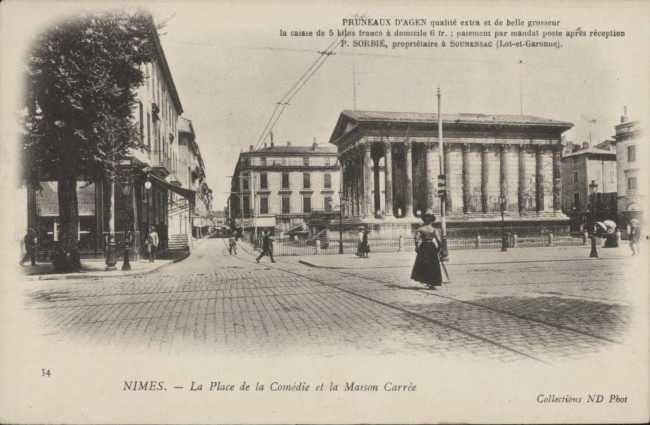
[411,211,443,289]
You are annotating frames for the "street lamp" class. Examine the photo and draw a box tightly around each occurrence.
[589,180,598,258]
[120,168,133,271]
[437,87,449,261]
[499,193,507,252]
[105,175,117,271]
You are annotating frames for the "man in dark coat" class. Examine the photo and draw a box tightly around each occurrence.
[20,228,38,266]
[629,220,641,256]
[256,231,276,263]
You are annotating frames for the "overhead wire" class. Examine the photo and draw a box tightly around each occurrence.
[252,35,344,150]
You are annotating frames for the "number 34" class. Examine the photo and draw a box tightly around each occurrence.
[41,369,51,377]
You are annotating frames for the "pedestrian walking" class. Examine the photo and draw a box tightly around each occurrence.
[145,226,159,263]
[19,228,38,266]
[410,211,443,289]
[228,232,238,255]
[256,230,276,263]
[629,219,641,256]
[360,229,370,258]
[356,226,364,257]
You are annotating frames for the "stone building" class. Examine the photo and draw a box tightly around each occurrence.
[178,117,212,241]
[22,14,194,259]
[229,141,340,234]
[560,141,617,231]
[328,110,573,236]
[611,108,645,229]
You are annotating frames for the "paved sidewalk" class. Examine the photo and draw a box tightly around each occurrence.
[294,244,636,269]
[19,251,189,281]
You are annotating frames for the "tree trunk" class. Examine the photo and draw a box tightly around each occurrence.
[53,174,81,272]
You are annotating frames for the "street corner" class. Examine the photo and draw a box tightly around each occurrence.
[18,257,178,282]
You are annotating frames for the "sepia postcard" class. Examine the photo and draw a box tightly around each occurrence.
[0,0,648,423]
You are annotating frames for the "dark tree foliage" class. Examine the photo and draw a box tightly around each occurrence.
[22,10,157,272]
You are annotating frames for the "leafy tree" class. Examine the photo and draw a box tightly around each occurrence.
[22,10,157,272]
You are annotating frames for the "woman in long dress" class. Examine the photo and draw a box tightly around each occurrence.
[411,211,443,289]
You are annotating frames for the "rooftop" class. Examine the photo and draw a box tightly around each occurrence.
[562,146,616,159]
[243,144,338,155]
[341,110,573,127]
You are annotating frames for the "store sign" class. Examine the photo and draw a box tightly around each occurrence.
[35,181,96,216]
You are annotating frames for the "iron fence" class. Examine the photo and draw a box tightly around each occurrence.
[260,228,587,257]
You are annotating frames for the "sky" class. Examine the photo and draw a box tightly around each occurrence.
[1,0,649,210]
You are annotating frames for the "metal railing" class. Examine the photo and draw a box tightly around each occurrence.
[260,227,586,257]
[151,150,172,172]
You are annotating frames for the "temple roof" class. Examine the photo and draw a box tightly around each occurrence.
[330,109,574,146]
[341,110,573,126]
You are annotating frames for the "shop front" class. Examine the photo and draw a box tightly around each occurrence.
[29,180,104,259]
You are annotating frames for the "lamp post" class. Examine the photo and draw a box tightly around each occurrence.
[120,169,133,271]
[589,180,598,258]
[499,193,507,252]
[105,176,117,271]
[437,87,449,261]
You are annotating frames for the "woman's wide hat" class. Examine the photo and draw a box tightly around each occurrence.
[423,210,436,223]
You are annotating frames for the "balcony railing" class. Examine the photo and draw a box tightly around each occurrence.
[151,150,172,172]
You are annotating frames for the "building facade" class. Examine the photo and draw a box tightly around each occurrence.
[229,142,340,234]
[612,109,645,229]
[178,117,212,240]
[560,141,617,231]
[329,110,573,236]
[23,15,193,259]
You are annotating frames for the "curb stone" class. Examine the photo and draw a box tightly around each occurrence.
[21,251,190,281]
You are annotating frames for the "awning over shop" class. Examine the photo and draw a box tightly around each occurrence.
[148,173,196,200]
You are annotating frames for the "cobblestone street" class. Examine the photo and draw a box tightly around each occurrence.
[20,238,641,364]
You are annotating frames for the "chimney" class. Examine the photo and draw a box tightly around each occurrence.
[582,141,589,149]
[264,142,267,148]
[312,142,318,150]
[249,145,254,151]
[621,106,628,123]
[287,141,291,147]
[270,141,274,148]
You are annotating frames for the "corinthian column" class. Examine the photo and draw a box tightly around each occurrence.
[462,143,471,214]
[425,143,435,212]
[383,142,393,217]
[362,143,372,218]
[500,145,509,211]
[481,144,489,213]
[444,144,452,213]
[553,145,562,212]
[536,145,544,214]
[404,141,414,217]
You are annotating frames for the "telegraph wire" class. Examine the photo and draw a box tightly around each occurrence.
[253,35,343,150]
[252,36,341,150]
